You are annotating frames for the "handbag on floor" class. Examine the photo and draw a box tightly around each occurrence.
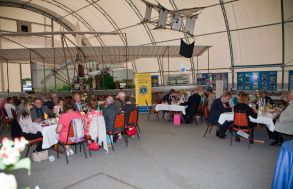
[126,127,137,137]
[32,150,48,162]
[88,141,100,151]
[173,113,181,125]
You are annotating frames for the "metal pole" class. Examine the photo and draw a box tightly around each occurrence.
[29,50,34,92]
[125,33,128,88]
[281,0,285,89]
[168,46,170,83]
[19,63,23,92]
[1,61,4,92]
[6,60,9,95]
[197,56,199,85]
[208,48,210,74]
[42,58,46,92]
[51,18,57,90]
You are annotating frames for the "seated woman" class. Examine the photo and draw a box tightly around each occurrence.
[233,93,257,127]
[85,98,102,137]
[4,97,16,119]
[56,99,83,156]
[18,102,43,151]
[53,98,64,118]
[121,96,136,126]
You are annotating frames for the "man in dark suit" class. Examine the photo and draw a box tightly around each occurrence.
[73,93,83,112]
[180,87,204,124]
[103,96,119,132]
[208,92,232,138]
[30,97,55,122]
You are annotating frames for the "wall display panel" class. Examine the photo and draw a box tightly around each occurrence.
[197,72,228,91]
[237,71,277,91]
[289,71,293,91]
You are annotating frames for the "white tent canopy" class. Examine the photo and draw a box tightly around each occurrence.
[0,45,210,64]
[0,0,292,92]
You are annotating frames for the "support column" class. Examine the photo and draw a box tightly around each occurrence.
[125,33,128,89]
[51,18,57,90]
[1,62,4,92]
[42,58,47,92]
[281,0,285,89]
[20,63,23,92]
[219,0,235,89]
[208,48,210,74]
[6,60,9,95]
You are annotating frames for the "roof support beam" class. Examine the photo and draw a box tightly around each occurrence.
[219,0,235,89]
[281,0,285,89]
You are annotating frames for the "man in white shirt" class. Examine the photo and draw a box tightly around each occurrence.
[275,91,293,136]
[4,97,15,119]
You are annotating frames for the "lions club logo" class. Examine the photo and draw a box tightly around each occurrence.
[139,86,148,95]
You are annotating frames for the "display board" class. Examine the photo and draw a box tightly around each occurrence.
[289,71,293,91]
[237,71,277,91]
[197,73,228,91]
[135,73,152,112]
[151,75,159,87]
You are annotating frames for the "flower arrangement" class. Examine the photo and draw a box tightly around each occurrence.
[81,93,89,112]
[0,137,31,189]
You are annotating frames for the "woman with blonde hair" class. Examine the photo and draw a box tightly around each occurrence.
[233,93,257,128]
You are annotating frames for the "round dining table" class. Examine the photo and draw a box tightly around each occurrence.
[271,140,293,189]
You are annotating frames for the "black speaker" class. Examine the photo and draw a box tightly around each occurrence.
[77,64,84,77]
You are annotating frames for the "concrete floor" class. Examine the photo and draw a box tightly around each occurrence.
[13,114,280,189]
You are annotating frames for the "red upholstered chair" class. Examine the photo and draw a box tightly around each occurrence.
[126,107,140,140]
[0,108,13,134]
[57,119,91,164]
[107,113,128,151]
[25,137,43,157]
[230,110,254,149]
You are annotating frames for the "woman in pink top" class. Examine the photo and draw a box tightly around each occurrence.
[85,98,103,136]
[56,100,83,155]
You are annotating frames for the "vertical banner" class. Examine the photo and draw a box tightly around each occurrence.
[135,73,152,110]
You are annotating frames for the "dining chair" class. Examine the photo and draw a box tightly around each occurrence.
[230,110,254,149]
[126,107,140,140]
[145,100,159,120]
[0,108,13,135]
[57,119,91,164]
[203,106,219,137]
[107,113,128,151]
[25,137,44,157]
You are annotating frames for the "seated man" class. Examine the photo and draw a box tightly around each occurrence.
[103,96,119,132]
[114,92,126,111]
[30,97,54,122]
[208,92,232,138]
[274,91,293,142]
[180,87,204,124]
[73,93,83,112]
[260,90,274,105]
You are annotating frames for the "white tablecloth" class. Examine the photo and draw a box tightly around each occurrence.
[88,115,108,153]
[218,112,278,132]
[34,122,58,149]
[155,104,188,115]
